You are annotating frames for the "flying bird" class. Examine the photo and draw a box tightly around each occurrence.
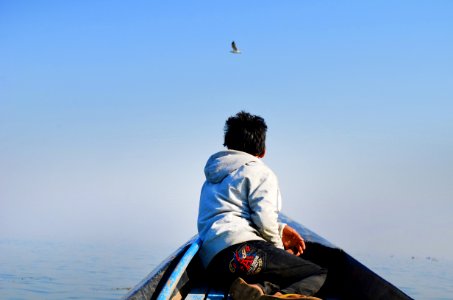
[230,41,241,54]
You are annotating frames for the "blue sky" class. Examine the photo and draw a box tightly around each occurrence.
[1,1,452,259]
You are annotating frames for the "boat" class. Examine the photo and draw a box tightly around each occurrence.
[122,214,413,300]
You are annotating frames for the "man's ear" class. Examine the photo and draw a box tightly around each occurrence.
[257,148,266,158]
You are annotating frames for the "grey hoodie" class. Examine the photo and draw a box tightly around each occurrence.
[197,150,285,268]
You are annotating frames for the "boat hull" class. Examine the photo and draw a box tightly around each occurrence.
[123,214,413,300]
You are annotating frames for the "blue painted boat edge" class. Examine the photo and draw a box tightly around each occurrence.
[122,235,199,300]
[156,236,203,300]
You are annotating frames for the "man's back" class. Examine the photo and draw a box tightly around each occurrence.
[197,149,283,268]
[196,111,327,299]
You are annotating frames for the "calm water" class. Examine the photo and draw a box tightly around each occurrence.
[1,239,452,299]
[0,239,167,300]
[354,253,453,300]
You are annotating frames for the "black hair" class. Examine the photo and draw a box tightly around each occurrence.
[223,111,267,157]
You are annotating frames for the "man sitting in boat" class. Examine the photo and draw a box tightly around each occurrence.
[197,111,327,300]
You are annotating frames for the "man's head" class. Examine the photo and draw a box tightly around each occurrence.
[223,111,267,158]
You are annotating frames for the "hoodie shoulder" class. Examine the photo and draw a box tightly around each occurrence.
[203,150,261,184]
[242,159,276,181]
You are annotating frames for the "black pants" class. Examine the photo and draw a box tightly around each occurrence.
[207,240,327,296]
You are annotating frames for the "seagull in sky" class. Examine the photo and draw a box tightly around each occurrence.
[230,41,241,54]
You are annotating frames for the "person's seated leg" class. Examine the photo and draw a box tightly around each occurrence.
[248,241,327,297]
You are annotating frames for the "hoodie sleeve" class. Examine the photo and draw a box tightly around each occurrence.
[247,164,284,249]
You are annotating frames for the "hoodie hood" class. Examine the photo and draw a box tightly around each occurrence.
[204,150,260,183]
